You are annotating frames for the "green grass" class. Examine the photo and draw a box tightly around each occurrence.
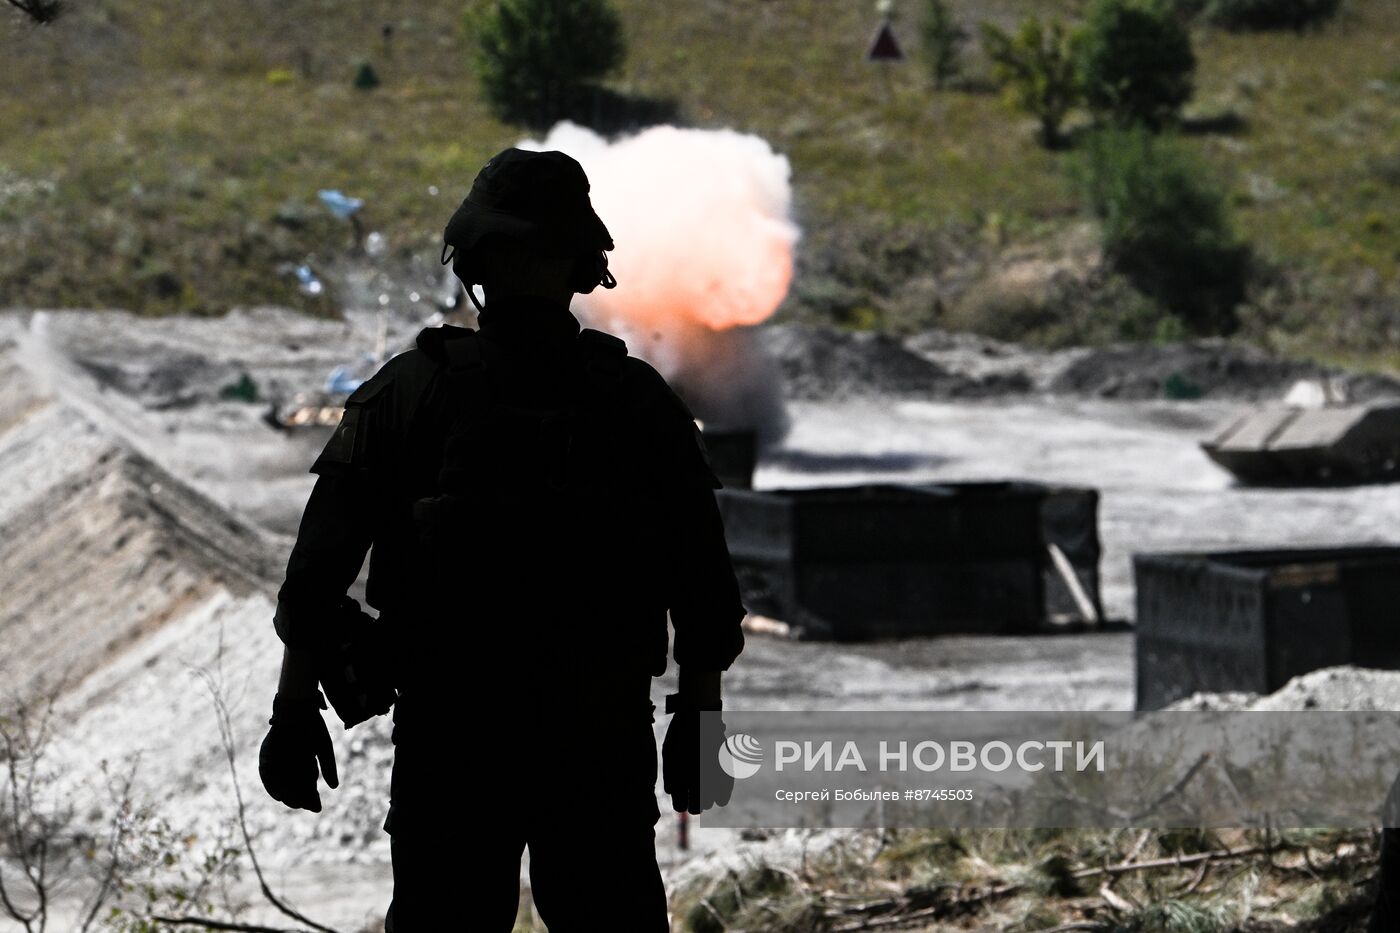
[1,0,1398,361]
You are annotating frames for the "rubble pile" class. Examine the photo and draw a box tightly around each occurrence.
[760,324,1030,400]
[1172,665,1400,712]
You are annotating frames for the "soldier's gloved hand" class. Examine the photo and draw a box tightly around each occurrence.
[662,694,733,815]
[259,691,338,812]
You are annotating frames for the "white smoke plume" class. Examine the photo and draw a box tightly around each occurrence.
[519,122,799,441]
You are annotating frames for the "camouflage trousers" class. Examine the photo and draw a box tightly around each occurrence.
[383,691,666,932]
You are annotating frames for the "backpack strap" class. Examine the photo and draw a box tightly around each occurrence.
[428,330,498,494]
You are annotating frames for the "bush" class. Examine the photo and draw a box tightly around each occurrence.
[946,263,1173,347]
[1204,0,1343,31]
[980,17,1082,148]
[921,0,968,91]
[1072,128,1250,334]
[472,0,627,130]
[1079,0,1196,130]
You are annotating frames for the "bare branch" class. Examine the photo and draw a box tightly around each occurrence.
[77,761,139,933]
[1,709,43,928]
[150,915,309,933]
[1071,843,1280,880]
[194,664,344,933]
[1128,753,1214,823]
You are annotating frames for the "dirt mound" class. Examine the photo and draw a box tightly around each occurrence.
[0,344,278,698]
[760,324,1029,400]
[1170,665,1400,712]
[904,328,1065,393]
[762,325,1400,404]
[1049,340,1400,401]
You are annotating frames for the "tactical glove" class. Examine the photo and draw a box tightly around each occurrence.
[317,597,396,729]
[259,691,339,812]
[662,693,733,815]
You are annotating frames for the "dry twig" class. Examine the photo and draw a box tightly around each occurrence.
[193,658,344,933]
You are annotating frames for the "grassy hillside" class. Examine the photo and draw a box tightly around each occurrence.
[1,0,1398,365]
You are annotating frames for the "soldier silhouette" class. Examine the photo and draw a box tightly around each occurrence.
[259,148,746,930]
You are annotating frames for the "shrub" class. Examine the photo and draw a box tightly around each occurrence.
[1079,0,1196,130]
[947,263,1172,347]
[980,17,1082,148]
[921,0,968,91]
[1204,0,1343,32]
[1072,128,1250,334]
[471,0,626,130]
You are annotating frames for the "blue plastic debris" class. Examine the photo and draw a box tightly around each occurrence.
[325,353,379,396]
[325,366,364,395]
[294,264,323,296]
[318,189,364,219]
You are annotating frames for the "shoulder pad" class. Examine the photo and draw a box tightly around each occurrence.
[620,359,721,489]
[310,353,419,475]
[577,328,627,387]
[345,375,391,407]
[314,404,369,473]
[577,328,627,357]
[414,324,481,364]
[622,357,696,420]
[442,330,487,372]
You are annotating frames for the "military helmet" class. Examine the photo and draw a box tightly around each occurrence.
[441,148,614,265]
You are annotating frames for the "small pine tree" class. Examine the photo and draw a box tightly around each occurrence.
[353,61,381,90]
[1079,0,1196,130]
[980,17,1082,148]
[472,0,627,130]
[921,0,967,91]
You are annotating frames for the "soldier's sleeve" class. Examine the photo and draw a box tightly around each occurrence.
[667,481,747,671]
[274,471,376,650]
[275,364,404,650]
[630,361,745,670]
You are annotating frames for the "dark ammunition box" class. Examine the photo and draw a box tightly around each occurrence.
[1134,546,1400,709]
[717,482,1100,640]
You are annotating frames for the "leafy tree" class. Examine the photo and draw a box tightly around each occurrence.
[471,0,627,130]
[920,0,968,91]
[980,17,1082,149]
[1072,128,1250,334]
[1079,0,1196,130]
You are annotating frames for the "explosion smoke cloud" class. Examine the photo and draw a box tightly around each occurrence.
[520,122,799,438]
